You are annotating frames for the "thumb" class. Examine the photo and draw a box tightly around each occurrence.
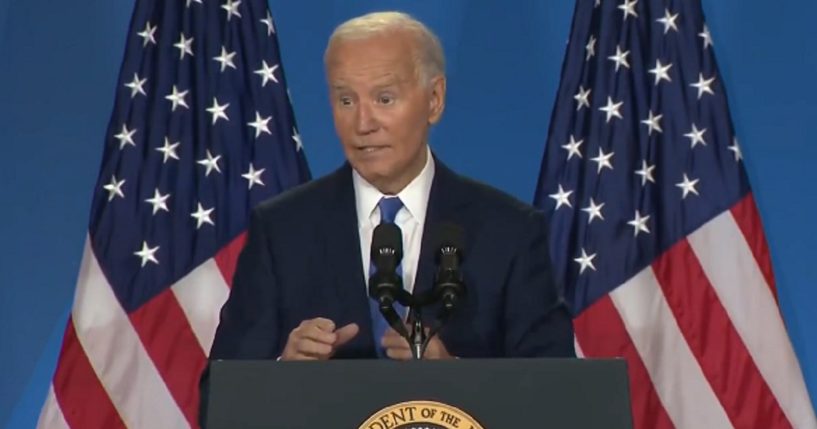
[333,323,360,347]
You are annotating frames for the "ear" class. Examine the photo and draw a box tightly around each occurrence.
[427,75,446,125]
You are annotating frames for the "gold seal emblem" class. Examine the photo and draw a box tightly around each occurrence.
[358,400,485,429]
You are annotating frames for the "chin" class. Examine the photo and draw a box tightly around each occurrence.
[356,168,391,185]
[352,158,389,176]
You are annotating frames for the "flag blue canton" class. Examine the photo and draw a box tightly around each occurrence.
[87,0,310,313]
[534,0,750,314]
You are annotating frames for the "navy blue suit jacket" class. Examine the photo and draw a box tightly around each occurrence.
[207,158,574,361]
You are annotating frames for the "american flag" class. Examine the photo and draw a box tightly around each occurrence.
[534,1,816,427]
[36,0,309,427]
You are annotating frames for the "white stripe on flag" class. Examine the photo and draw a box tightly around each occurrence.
[72,238,189,429]
[171,258,230,355]
[610,267,732,429]
[688,211,817,429]
[573,335,586,358]
[36,385,70,429]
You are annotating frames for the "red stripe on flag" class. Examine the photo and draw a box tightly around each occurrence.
[52,318,126,429]
[574,297,674,429]
[730,193,778,299]
[129,290,207,429]
[652,239,791,428]
[214,232,247,288]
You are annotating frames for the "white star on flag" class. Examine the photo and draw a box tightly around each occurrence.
[134,241,160,267]
[213,46,237,72]
[685,123,708,148]
[627,210,651,237]
[691,73,716,99]
[206,97,230,125]
[676,173,700,199]
[197,150,222,176]
[591,148,615,173]
[165,85,189,111]
[254,60,280,87]
[562,135,584,160]
[145,188,170,215]
[729,138,743,161]
[618,0,639,20]
[574,85,591,110]
[137,21,157,46]
[635,160,656,186]
[173,33,194,60]
[599,96,624,123]
[124,73,147,98]
[648,59,672,86]
[103,175,125,201]
[222,0,242,21]
[549,184,573,210]
[156,138,180,163]
[581,198,605,224]
[114,124,137,149]
[608,45,631,71]
[292,128,304,151]
[248,112,272,138]
[260,11,275,36]
[657,8,679,34]
[191,203,215,229]
[641,110,663,135]
[699,25,714,49]
[585,35,597,60]
[242,164,266,189]
[574,248,597,274]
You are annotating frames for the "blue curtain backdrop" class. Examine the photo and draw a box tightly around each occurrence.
[1,1,815,427]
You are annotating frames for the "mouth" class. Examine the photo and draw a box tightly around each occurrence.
[356,145,389,153]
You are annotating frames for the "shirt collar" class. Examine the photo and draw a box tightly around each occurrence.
[353,145,435,228]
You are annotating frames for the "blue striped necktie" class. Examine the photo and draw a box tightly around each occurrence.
[369,196,405,358]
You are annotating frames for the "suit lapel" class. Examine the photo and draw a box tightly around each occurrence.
[322,165,376,357]
[414,158,472,309]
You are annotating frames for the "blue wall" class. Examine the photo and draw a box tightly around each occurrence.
[1,1,815,427]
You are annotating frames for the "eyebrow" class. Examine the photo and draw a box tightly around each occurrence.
[330,74,405,92]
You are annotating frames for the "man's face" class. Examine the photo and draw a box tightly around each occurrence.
[326,31,445,194]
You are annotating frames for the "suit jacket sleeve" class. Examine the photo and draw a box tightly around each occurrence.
[199,208,281,426]
[502,209,575,357]
[210,207,282,359]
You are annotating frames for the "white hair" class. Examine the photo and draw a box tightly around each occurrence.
[324,11,446,85]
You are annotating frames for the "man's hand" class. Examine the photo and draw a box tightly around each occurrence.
[381,327,454,360]
[281,318,359,361]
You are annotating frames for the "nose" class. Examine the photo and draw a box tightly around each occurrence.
[355,102,379,135]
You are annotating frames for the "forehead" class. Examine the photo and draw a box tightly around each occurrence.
[325,31,418,84]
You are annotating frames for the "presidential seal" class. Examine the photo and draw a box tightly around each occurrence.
[358,400,485,429]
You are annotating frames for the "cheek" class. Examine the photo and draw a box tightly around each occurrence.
[380,108,416,135]
[390,109,427,143]
[332,111,354,138]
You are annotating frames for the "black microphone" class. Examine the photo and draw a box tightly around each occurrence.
[368,223,404,308]
[433,223,466,311]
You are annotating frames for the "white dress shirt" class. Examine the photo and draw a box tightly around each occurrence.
[353,146,435,296]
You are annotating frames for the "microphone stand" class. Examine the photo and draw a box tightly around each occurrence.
[408,306,426,360]
[404,294,456,360]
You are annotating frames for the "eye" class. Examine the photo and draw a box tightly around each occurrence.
[339,96,353,106]
[377,93,395,105]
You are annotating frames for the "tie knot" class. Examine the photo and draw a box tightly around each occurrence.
[378,197,403,224]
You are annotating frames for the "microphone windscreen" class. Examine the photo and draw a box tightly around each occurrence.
[371,223,403,259]
[433,223,465,253]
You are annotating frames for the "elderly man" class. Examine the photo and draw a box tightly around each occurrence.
[206,11,574,364]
